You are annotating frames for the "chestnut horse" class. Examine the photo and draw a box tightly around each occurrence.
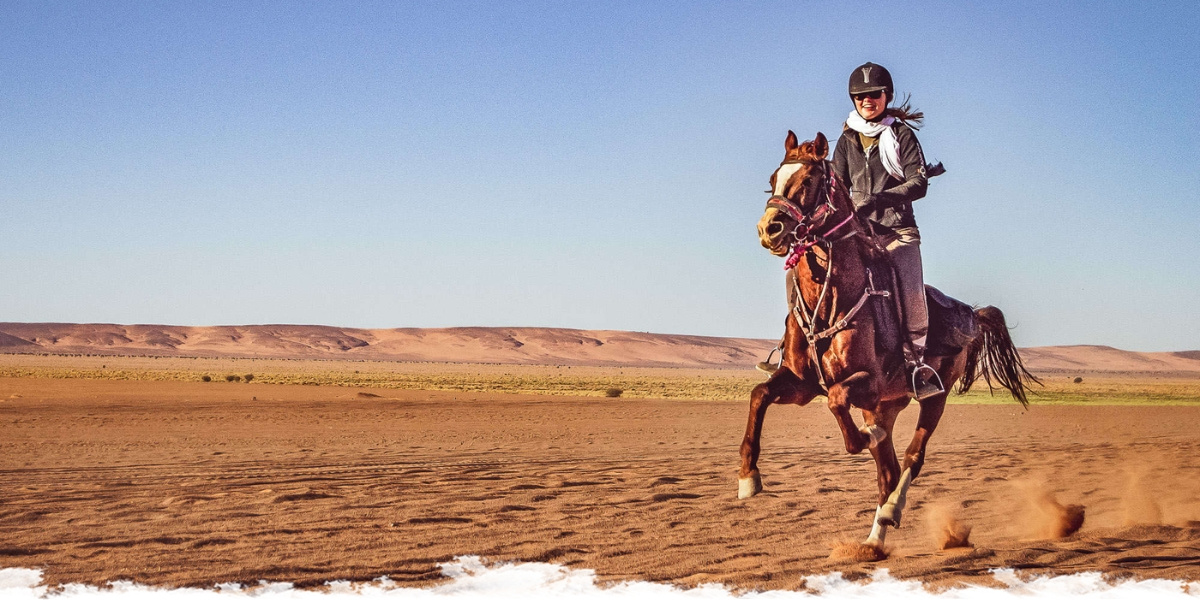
[738,130,1038,552]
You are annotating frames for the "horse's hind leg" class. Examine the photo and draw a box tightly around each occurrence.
[877,390,948,530]
[863,407,902,547]
[738,368,814,499]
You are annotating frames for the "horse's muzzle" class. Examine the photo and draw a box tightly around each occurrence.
[757,207,792,256]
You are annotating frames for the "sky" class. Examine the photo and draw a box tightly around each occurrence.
[1,1,1197,351]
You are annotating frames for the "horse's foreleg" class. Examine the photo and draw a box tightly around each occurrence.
[738,368,809,499]
[827,371,882,455]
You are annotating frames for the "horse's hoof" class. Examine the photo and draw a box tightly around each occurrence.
[860,425,887,448]
[737,474,763,499]
[878,502,902,528]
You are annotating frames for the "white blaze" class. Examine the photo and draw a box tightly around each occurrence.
[773,163,804,196]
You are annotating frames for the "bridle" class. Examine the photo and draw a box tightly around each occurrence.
[765,159,857,271]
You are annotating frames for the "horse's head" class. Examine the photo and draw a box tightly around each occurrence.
[758,131,832,256]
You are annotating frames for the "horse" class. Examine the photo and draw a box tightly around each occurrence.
[737,130,1038,553]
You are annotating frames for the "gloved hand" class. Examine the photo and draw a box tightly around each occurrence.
[855,194,878,216]
[864,193,901,214]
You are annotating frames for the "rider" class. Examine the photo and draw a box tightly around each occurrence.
[831,62,943,400]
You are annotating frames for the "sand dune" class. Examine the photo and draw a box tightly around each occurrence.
[0,323,770,368]
[1019,345,1200,373]
[1,322,1197,373]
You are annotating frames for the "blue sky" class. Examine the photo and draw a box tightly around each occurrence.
[1,1,1197,351]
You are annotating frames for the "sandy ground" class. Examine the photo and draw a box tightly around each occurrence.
[2,377,1199,591]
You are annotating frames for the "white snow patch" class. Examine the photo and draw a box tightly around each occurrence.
[0,556,1195,599]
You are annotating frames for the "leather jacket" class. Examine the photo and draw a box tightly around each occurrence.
[831,121,927,231]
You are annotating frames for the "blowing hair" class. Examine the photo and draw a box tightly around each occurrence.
[885,93,924,129]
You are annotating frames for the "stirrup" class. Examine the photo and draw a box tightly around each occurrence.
[910,362,944,401]
[756,347,782,375]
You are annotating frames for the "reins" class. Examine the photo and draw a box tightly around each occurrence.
[783,212,856,271]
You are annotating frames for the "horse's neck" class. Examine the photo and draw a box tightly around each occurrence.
[792,240,869,322]
[791,173,877,318]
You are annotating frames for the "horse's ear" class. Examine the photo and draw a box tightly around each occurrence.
[812,132,829,160]
[785,130,798,152]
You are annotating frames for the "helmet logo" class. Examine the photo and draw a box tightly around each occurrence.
[861,66,871,83]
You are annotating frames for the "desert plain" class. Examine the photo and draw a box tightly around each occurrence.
[2,328,1200,592]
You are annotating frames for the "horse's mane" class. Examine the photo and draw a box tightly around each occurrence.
[884,94,924,129]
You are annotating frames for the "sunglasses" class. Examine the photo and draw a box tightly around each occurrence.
[853,90,884,101]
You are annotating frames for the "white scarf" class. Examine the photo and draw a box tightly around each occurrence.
[845,111,904,180]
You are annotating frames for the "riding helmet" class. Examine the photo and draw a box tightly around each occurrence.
[849,62,893,98]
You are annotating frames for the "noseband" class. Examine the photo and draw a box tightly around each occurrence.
[766,160,857,270]
[766,159,835,230]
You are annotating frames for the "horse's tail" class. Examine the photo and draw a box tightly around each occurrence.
[958,306,1040,408]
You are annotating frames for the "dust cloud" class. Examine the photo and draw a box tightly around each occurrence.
[924,503,973,550]
[1014,480,1085,539]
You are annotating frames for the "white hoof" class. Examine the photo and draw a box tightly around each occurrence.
[878,501,902,528]
[879,468,913,527]
[737,474,763,499]
[865,505,887,546]
[860,425,887,448]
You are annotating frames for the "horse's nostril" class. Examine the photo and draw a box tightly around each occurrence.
[767,222,783,237]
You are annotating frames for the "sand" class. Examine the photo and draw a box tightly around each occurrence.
[2,376,1199,591]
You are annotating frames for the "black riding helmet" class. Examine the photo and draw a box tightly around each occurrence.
[849,62,893,98]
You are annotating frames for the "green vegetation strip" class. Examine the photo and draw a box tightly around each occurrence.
[0,365,758,401]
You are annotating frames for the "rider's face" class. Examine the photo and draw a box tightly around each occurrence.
[854,91,888,121]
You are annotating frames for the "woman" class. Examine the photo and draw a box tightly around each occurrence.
[831,62,942,400]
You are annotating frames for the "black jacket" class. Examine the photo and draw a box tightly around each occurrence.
[831,121,927,231]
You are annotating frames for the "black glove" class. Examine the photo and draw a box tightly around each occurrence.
[854,195,877,216]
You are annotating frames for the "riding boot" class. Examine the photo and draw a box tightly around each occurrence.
[904,344,944,401]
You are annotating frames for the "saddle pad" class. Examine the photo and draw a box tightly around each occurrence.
[925,285,978,357]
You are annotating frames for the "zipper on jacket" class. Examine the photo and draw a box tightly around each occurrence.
[863,145,874,201]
